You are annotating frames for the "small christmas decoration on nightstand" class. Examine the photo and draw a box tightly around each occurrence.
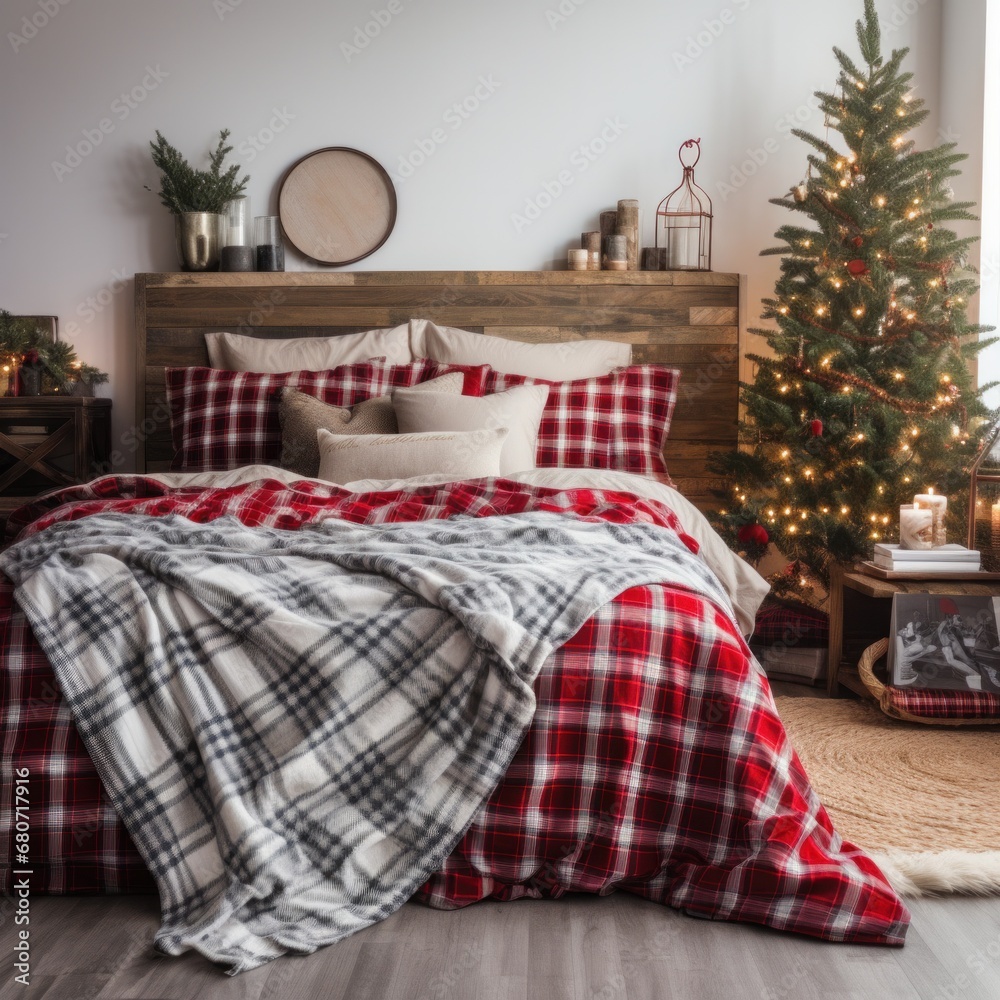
[0,310,109,397]
[710,0,996,595]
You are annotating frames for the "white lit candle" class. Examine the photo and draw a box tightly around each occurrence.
[914,489,948,547]
[992,502,1000,554]
[900,505,934,550]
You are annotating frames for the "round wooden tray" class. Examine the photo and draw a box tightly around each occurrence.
[278,147,397,266]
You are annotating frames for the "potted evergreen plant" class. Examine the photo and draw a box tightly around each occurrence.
[146,130,249,271]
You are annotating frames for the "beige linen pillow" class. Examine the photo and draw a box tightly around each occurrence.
[392,383,548,475]
[316,427,507,484]
[205,324,412,372]
[279,372,463,477]
[409,318,631,380]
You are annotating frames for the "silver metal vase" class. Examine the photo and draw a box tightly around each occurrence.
[174,212,223,271]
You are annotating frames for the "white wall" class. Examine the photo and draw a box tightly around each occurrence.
[939,0,996,402]
[0,0,958,468]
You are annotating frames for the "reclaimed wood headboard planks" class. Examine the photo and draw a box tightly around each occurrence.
[135,270,745,512]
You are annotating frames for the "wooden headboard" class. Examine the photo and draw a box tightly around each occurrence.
[135,270,744,511]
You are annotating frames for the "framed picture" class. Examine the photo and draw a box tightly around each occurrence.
[889,593,1000,693]
[16,316,57,343]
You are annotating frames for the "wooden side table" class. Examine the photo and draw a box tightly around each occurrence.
[0,397,112,529]
[827,564,1000,696]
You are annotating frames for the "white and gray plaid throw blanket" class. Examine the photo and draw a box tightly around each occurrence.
[0,510,732,974]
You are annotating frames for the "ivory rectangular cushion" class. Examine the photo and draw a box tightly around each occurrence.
[409,319,631,380]
[391,383,549,475]
[205,324,412,372]
[316,427,508,484]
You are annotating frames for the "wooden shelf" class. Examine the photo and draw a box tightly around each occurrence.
[827,565,1000,696]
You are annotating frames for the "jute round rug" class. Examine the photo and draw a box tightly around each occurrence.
[775,695,1000,896]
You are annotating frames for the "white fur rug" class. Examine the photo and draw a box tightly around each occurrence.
[775,696,1000,897]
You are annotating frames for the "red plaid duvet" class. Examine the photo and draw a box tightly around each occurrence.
[0,476,908,945]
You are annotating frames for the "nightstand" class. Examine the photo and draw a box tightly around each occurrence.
[827,564,1000,696]
[0,397,112,530]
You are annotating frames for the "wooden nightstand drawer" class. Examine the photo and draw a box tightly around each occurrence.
[0,397,112,532]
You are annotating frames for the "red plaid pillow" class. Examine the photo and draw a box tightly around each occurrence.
[167,360,489,472]
[483,365,679,477]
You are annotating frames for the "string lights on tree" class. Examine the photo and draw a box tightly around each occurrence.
[711,0,996,597]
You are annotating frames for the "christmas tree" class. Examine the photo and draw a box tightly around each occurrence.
[712,0,997,595]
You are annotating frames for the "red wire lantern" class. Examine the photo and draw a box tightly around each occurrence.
[656,138,713,272]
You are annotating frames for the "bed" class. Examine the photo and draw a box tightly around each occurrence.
[0,271,909,973]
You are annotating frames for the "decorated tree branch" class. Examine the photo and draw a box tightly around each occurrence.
[710,0,997,598]
[0,311,108,392]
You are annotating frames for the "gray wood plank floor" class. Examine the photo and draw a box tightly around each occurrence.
[2,891,999,1000]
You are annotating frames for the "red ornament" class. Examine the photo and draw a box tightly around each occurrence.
[846,259,869,276]
[852,236,864,248]
[738,524,770,547]
[809,419,823,437]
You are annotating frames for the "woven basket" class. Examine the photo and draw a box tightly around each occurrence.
[858,638,1000,727]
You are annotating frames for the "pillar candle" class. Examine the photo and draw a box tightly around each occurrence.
[991,501,1000,554]
[900,505,934,550]
[914,492,948,547]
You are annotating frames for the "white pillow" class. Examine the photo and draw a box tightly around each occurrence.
[316,427,507,484]
[392,384,548,475]
[205,324,412,372]
[409,318,631,380]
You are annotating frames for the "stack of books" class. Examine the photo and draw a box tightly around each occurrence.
[873,543,981,574]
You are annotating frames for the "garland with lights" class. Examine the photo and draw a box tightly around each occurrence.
[0,311,108,392]
[710,0,997,598]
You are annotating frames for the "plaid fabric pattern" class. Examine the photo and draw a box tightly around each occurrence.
[420,585,906,944]
[0,584,155,895]
[0,477,908,950]
[483,365,679,478]
[753,599,830,647]
[166,360,489,472]
[3,508,727,973]
[883,685,1000,720]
